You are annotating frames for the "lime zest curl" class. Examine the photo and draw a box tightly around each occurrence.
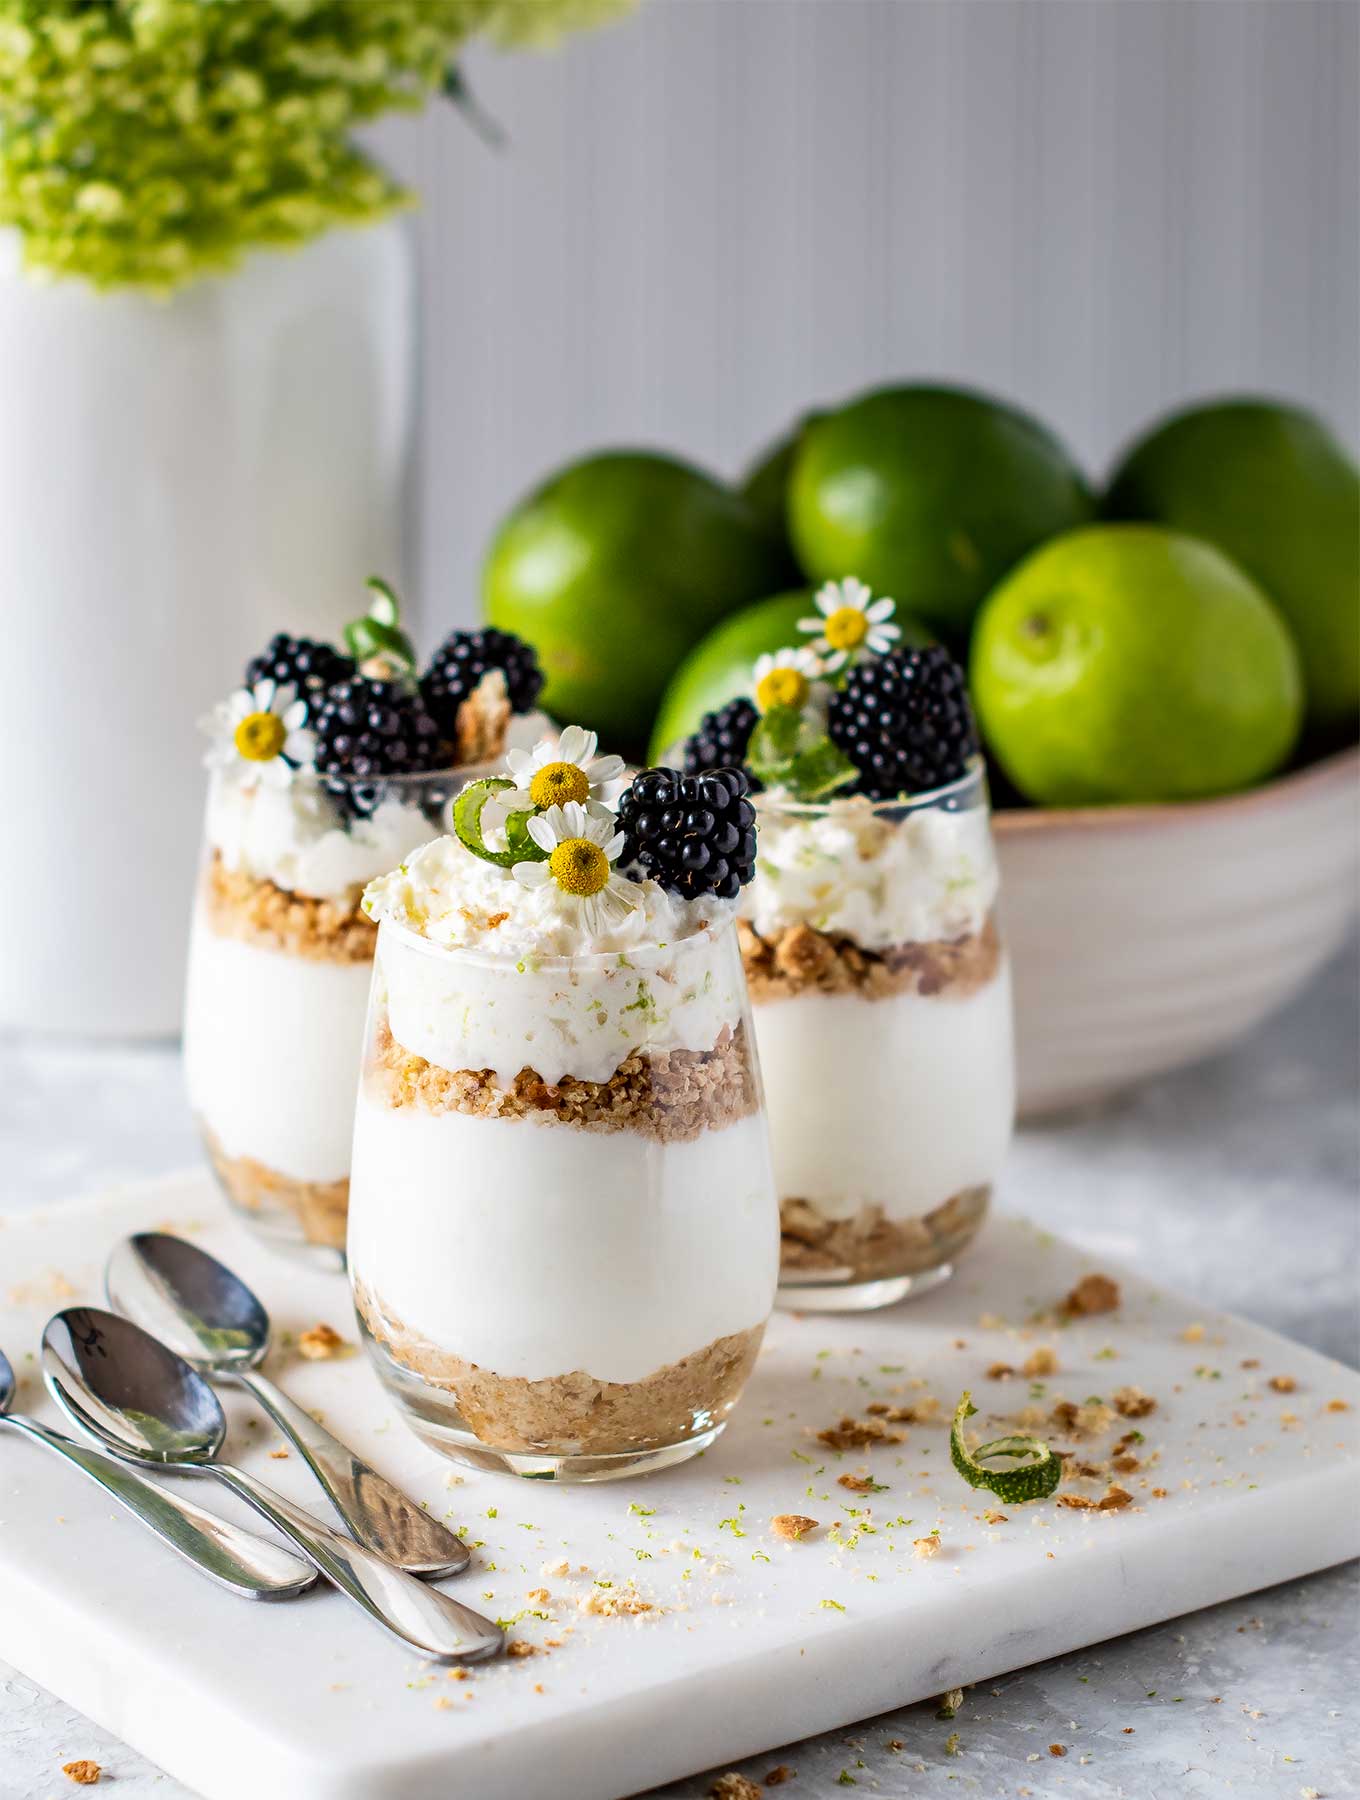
[452,777,546,869]
[950,1391,1062,1505]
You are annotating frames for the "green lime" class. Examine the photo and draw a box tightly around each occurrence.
[970,524,1303,805]
[1106,399,1360,736]
[648,586,931,762]
[740,412,823,570]
[483,451,788,748]
[789,384,1094,639]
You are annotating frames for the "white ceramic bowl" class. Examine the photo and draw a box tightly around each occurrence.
[993,748,1360,1118]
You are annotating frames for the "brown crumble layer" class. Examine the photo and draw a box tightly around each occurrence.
[201,1124,348,1251]
[779,1185,990,1282]
[366,1018,760,1144]
[202,853,376,964]
[738,912,1001,1004]
[354,1280,764,1456]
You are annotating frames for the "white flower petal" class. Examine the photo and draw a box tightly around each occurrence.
[559,800,588,837]
[227,688,253,723]
[822,649,849,673]
[282,699,309,731]
[586,753,625,784]
[505,748,535,782]
[284,728,316,766]
[603,831,626,860]
[525,813,558,852]
[512,860,553,889]
[557,724,592,765]
[251,679,278,713]
[866,597,896,623]
[796,615,824,635]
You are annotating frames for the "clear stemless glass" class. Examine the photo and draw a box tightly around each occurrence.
[348,914,779,1481]
[740,758,1014,1311]
[183,765,470,1269]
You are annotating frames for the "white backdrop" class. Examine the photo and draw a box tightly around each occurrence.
[366,0,1359,643]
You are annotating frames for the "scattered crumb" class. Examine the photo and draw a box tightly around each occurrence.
[944,1731,961,1756]
[837,1474,875,1494]
[1049,1743,1067,1757]
[1112,1386,1156,1419]
[578,1584,655,1617]
[63,1766,101,1787]
[710,1776,762,1800]
[1268,1375,1297,1393]
[886,1739,904,1752]
[444,1471,465,1488]
[936,1687,964,1719]
[1180,1323,1206,1342]
[1063,1274,1120,1316]
[913,1535,942,1559]
[1122,1727,1134,1734]
[1151,1487,1168,1499]
[525,1587,551,1604]
[1241,1358,1260,1369]
[1051,1399,1116,1439]
[1111,1454,1141,1474]
[817,1415,904,1450]
[542,1558,571,1578]
[1325,1399,1350,1413]
[1022,1347,1058,1378]
[986,1362,1016,1380]
[772,1514,820,1542]
[268,1449,290,1459]
[448,1667,470,1681]
[866,1398,939,1424]
[297,1322,349,1360]
[1058,1486,1132,1513]
[983,1510,1008,1525]
[505,1641,538,1659]
[764,1768,795,1787]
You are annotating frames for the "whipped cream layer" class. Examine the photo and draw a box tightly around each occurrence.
[184,909,371,1182]
[348,1097,778,1384]
[744,786,998,951]
[363,830,744,1086]
[205,771,437,907]
[753,962,1015,1219]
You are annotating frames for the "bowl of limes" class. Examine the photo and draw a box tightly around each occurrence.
[477,387,1359,1117]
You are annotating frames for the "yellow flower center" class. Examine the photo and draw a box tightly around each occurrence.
[234,711,286,762]
[823,606,870,651]
[549,837,610,897]
[756,667,810,713]
[529,761,591,809]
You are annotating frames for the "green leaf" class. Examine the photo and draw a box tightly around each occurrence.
[785,740,859,800]
[949,1390,1061,1504]
[452,778,546,869]
[749,703,860,802]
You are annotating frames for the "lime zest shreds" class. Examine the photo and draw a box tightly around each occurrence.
[344,578,419,675]
[950,1391,1061,1504]
[452,777,547,869]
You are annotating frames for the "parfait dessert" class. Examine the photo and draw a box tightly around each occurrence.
[677,579,1014,1310]
[349,741,777,1479]
[183,580,550,1264]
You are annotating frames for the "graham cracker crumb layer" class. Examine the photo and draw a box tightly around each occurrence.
[738,912,1001,1004]
[202,853,376,964]
[366,1018,759,1143]
[201,1124,348,1251]
[779,1185,990,1283]
[354,1280,764,1456]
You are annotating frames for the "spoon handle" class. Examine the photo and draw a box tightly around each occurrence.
[213,1462,504,1664]
[0,1414,316,1600]
[236,1368,468,1578]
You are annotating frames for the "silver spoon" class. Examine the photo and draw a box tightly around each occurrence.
[43,1308,504,1666]
[0,1344,315,1600]
[107,1232,468,1579]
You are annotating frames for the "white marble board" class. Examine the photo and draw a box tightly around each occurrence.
[0,1172,1355,1800]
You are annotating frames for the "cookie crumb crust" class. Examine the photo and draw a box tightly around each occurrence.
[779,1186,990,1283]
[738,913,1001,1004]
[202,853,376,964]
[366,1018,760,1144]
[354,1279,764,1456]
[201,1123,348,1250]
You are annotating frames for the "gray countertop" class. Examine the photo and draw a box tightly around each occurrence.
[2,942,1356,1799]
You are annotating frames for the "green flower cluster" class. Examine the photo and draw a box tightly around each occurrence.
[0,0,630,291]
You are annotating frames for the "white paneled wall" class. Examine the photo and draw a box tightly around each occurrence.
[364,0,1359,640]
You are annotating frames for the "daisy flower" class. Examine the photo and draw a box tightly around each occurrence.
[200,679,315,787]
[490,724,625,821]
[512,802,640,936]
[799,576,900,671]
[752,645,825,714]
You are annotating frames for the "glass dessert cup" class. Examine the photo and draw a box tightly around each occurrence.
[348,916,780,1481]
[740,760,1014,1312]
[183,765,472,1270]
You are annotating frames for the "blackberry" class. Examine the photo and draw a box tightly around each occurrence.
[828,645,978,800]
[310,675,444,818]
[421,627,544,736]
[681,697,761,789]
[244,633,354,698]
[617,766,757,902]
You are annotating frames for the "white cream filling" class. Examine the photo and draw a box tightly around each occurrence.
[745,793,998,951]
[376,918,746,1089]
[752,964,1015,1221]
[347,1100,778,1385]
[183,911,371,1183]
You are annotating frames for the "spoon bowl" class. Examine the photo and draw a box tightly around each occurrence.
[0,1347,14,1414]
[107,1234,267,1373]
[43,1307,225,1465]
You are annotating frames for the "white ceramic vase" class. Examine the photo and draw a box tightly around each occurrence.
[0,220,415,1036]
